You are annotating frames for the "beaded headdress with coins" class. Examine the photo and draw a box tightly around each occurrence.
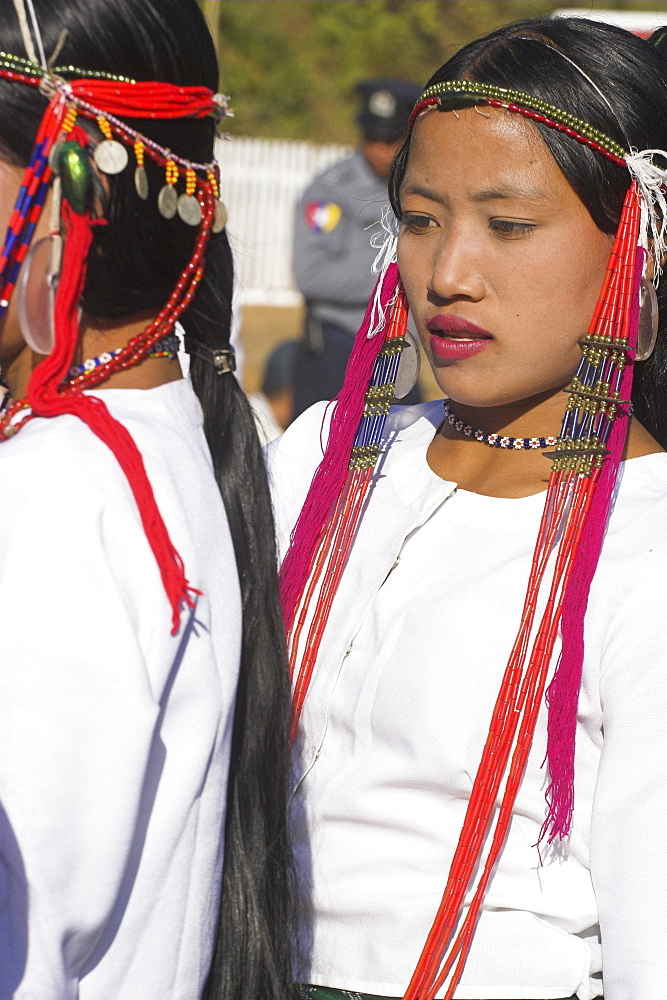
[0,24,231,634]
[280,66,667,1000]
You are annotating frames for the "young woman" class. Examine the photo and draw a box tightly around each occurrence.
[0,2,291,998]
[269,16,667,1000]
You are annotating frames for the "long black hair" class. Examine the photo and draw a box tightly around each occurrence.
[389,16,667,447]
[0,2,293,997]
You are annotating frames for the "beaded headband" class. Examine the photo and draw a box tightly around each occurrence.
[280,69,667,1000]
[407,79,667,284]
[0,38,232,634]
[411,80,627,161]
[0,49,230,247]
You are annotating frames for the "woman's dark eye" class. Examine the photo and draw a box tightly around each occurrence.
[490,219,535,238]
[402,214,436,234]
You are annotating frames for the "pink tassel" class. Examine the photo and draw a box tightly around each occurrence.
[280,263,399,632]
[542,246,644,842]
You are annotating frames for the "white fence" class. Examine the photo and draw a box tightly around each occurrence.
[217,136,351,306]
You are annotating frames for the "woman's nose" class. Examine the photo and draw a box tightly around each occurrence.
[427,227,485,303]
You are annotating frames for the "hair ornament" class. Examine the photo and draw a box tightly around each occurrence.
[158,158,179,219]
[93,114,129,174]
[178,167,203,226]
[133,138,149,200]
[55,139,93,215]
[367,205,400,338]
[0,31,232,633]
[212,91,233,127]
[624,148,667,283]
[184,336,236,374]
[207,169,228,233]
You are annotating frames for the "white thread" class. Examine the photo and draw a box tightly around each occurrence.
[625,149,667,284]
[24,0,47,69]
[11,0,38,65]
[367,206,399,338]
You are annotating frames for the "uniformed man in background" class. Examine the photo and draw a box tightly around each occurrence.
[292,77,422,417]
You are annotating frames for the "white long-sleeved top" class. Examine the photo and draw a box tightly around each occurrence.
[0,379,242,1000]
[267,400,667,1000]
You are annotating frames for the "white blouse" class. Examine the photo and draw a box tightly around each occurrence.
[0,380,242,1000]
[268,400,667,1000]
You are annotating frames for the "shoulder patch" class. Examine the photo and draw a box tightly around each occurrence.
[304,200,342,233]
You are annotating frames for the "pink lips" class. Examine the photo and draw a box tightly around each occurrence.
[426,315,492,360]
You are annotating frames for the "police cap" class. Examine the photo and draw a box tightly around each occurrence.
[356,77,422,142]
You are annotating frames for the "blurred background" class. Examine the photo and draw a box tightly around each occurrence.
[197,0,667,422]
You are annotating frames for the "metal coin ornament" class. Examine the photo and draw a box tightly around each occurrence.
[158,184,178,220]
[394,325,421,399]
[177,193,202,227]
[213,200,228,233]
[134,165,149,200]
[93,139,129,175]
[636,277,659,361]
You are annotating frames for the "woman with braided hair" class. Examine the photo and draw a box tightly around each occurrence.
[0,1,292,998]
[269,16,667,1000]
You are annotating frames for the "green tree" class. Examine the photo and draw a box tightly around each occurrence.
[199,0,665,142]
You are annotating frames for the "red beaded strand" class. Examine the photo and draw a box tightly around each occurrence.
[289,292,409,741]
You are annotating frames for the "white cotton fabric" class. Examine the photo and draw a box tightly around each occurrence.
[267,400,667,1000]
[0,379,242,1000]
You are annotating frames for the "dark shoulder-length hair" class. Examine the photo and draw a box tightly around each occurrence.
[0,2,293,997]
[389,16,667,447]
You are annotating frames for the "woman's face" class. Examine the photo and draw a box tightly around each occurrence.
[397,106,615,411]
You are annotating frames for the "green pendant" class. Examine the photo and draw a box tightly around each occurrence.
[57,141,93,215]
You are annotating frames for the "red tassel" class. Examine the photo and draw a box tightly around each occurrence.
[27,203,194,634]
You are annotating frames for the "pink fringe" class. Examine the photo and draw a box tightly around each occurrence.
[279,263,399,633]
[542,247,644,842]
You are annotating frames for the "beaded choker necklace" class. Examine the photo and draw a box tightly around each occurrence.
[65,332,180,381]
[442,400,557,450]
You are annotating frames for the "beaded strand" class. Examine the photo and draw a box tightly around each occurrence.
[411,80,628,162]
[65,332,179,381]
[0,49,135,83]
[442,401,558,449]
[288,289,408,740]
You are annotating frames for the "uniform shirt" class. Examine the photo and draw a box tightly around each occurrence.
[0,379,242,1000]
[293,150,389,336]
[268,400,667,1000]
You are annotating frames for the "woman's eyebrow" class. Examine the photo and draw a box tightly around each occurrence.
[401,180,549,205]
[400,182,448,204]
[469,182,548,203]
